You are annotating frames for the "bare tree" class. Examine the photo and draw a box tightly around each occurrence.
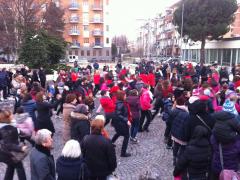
[42,1,65,38]
[0,0,46,61]
[112,35,129,54]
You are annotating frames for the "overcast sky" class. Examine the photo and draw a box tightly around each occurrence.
[109,0,180,41]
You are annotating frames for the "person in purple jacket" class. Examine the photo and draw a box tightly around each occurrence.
[211,110,240,180]
[126,89,141,143]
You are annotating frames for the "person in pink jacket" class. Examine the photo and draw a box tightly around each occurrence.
[139,85,153,132]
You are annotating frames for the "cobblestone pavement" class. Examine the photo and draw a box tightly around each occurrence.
[0,99,173,180]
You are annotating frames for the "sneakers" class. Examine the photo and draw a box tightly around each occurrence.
[130,137,139,143]
[121,153,131,157]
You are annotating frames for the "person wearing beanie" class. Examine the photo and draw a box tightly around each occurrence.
[70,104,90,143]
[223,99,238,115]
[203,88,215,114]
[169,96,188,166]
[211,106,240,179]
[185,97,215,142]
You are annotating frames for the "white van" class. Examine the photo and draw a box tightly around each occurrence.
[68,55,79,63]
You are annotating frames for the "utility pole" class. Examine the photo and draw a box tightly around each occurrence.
[180,2,185,61]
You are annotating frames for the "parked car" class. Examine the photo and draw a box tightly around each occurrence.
[68,55,78,63]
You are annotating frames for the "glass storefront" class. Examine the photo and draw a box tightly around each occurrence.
[183,48,240,66]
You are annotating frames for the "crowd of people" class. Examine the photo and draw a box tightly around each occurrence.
[0,60,240,180]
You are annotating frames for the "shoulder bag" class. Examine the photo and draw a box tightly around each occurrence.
[219,143,240,180]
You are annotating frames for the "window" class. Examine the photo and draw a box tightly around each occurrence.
[83,13,89,22]
[83,0,89,6]
[106,50,110,56]
[84,38,89,43]
[93,50,96,56]
[106,38,109,44]
[87,50,90,56]
[75,50,78,55]
[106,25,109,31]
[83,25,89,31]
[81,50,85,56]
[69,50,72,55]
[99,50,102,56]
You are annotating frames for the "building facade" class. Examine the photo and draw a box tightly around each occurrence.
[182,4,240,66]
[141,0,240,66]
[61,0,111,61]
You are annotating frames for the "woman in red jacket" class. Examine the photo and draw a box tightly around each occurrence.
[99,90,116,126]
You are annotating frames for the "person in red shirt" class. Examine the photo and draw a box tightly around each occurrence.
[147,71,156,93]
[99,90,116,126]
[71,69,78,83]
[93,70,101,96]
[162,80,173,98]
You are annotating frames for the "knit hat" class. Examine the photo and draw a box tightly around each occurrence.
[223,99,238,115]
[74,104,89,115]
[225,90,236,99]
[203,89,211,97]
[188,96,199,104]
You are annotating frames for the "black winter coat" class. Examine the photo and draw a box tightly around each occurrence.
[36,101,58,133]
[81,134,117,177]
[0,124,22,164]
[70,112,90,143]
[173,138,212,179]
[169,107,189,142]
[56,156,83,180]
[212,111,240,144]
[114,100,129,136]
[185,113,215,142]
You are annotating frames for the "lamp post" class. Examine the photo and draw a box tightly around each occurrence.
[180,2,185,62]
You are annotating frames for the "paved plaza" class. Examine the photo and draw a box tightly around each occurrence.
[0,99,173,180]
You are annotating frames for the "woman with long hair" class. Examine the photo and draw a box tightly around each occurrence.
[0,109,27,180]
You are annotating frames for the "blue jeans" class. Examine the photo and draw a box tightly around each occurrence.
[130,118,140,138]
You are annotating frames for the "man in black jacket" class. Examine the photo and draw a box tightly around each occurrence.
[30,129,55,180]
[0,68,8,100]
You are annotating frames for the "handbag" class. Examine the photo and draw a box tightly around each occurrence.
[219,143,240,180]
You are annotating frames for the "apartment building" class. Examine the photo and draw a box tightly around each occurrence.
[60,0,111,61]
[148,0,240,66]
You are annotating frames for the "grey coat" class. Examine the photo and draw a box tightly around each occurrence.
[30,145,55,180]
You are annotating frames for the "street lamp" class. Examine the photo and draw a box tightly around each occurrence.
[180,2,185,62]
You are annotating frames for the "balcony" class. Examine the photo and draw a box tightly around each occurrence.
[92,43,103,48]
[69,30,80,35]
[70,42,80,49]
[92,5,103,11]
[69,16,80,23]
[90,18,103,24]
[92,29,103,36]
[69,3,80,10]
